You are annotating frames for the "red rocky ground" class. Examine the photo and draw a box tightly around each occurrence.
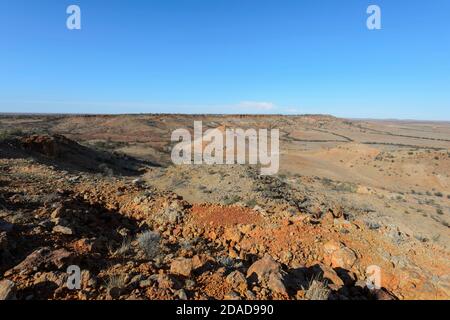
[0,135,449,300]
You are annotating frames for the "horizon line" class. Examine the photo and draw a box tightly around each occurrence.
[1,112,450,123]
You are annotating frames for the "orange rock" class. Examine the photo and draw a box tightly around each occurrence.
[314,264,344,287]
[321,211,334,225]
[191,254,208,270]
[323,240,341,255]
[170,258,193,277]
[223,227,243,243]
[247,254,280,280]
[323,240,357,269]
[330,247,357,269]
[226,271,248,291]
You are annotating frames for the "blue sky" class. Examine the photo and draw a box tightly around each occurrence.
[0,0,449,119]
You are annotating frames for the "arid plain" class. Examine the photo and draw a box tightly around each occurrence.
[0,114,449,300]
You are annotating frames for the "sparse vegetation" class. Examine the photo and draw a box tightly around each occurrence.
[414,235,429,243]
[320,177,333,187]
[1,114,449,301]
[105,274,127,291]
[98,163,114,176]
[305,277,330,300]
[92,140,129,150]
[109,237,132,258]
[278,173,287,180]
[138,231,161,260]
[432,234,441,242]
[223,195,241,205]
[359,204,375,213]
[245,199,258,208]
[332,182,358,193]
[217,256,234,268]
[0,128,25,140]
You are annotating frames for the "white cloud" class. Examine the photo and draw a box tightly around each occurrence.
[237,101,275,111]
[285,108,300,114]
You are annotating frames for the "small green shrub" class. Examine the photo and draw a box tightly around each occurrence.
[223,195,241,205]
[245,199,258,208]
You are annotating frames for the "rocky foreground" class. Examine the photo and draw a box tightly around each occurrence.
[0,135,449,300]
